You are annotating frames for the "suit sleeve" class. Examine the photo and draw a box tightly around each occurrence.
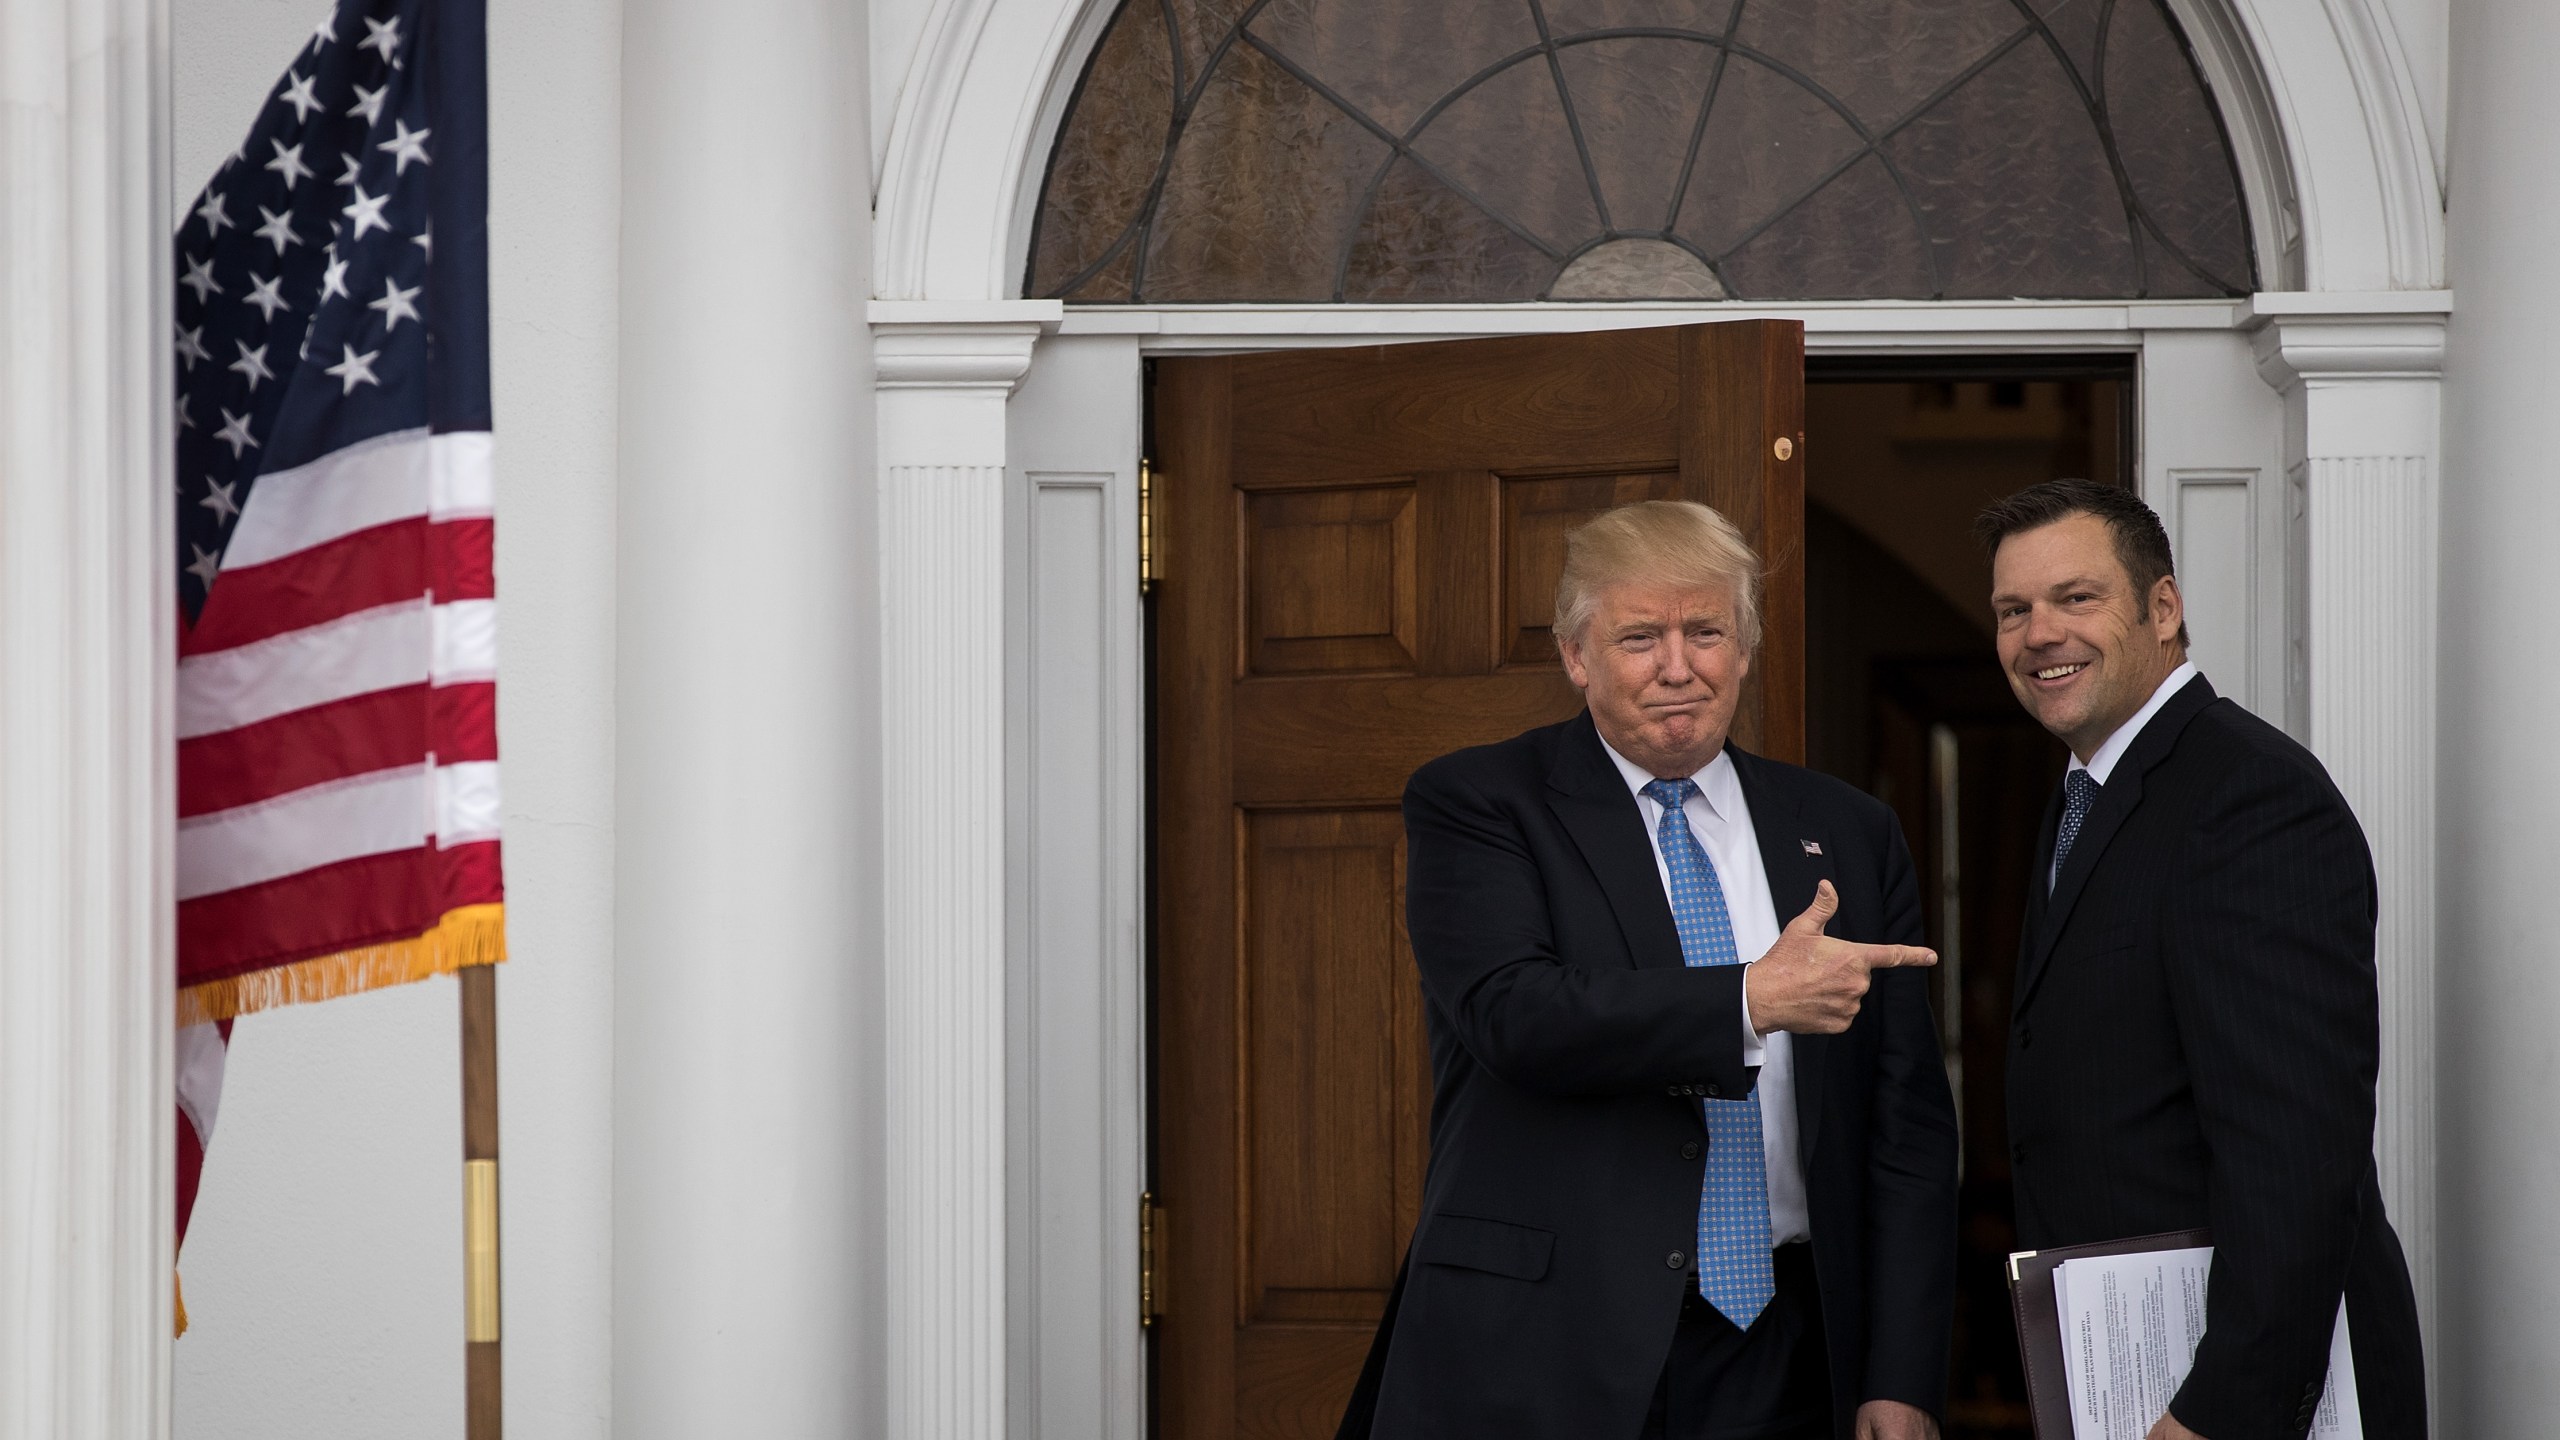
[1403,759,1754,1100]
[1857,808,1960,1415]
[2166,753,2379,1439]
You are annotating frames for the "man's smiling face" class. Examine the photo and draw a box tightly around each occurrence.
[1988,511,2185,761]
[1559,580,1751,778]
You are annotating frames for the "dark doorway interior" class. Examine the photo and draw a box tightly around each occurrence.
[1802,359,2134,1440]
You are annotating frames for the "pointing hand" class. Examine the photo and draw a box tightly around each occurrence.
[1741,881,1935,1036]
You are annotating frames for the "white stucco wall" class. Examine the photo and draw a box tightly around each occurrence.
[170,1,622,1435]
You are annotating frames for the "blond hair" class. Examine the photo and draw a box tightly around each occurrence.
[1553,500,1763,650]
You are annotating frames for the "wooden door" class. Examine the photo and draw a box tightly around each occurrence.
[1151,324,1806,1439]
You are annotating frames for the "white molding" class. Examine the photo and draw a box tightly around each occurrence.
[874,0,2443,303]
[2247,306,2443,1367]
[1004,332,1148,1439]
[2247,296,2451,387]
[0,0,175,1434]
[877,323,1043,1440]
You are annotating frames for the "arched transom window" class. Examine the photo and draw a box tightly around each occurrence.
[1027,0,2256,303]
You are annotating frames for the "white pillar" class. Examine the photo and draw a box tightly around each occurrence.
[2441,0,2560,1427]
[614,0,878,1433]
[870,302,1054,1440]
[2248,294,2447,1380]
[0,1,174,1436]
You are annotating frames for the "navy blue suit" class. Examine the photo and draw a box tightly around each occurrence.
[1339,712,1958,1439]
[2008,674,2427,1438]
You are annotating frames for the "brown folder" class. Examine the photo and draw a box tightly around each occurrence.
[2006,1229,2211,1440]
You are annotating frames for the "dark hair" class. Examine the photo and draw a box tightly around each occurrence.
[1973,479,2189,647]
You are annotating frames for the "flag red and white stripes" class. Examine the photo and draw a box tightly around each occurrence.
[177,429,503,1022]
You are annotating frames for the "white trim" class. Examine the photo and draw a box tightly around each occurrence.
[872,0,2445,303]
[0,0,174,1423]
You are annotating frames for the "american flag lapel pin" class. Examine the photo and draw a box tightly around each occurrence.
[1800,840,1823,856]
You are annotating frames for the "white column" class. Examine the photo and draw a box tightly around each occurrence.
[614,0,877,1434]
[2248,295,2447,1374]
[871,304,1052,1440]
[2441,0,2560,1427]
[0,2,174,1437]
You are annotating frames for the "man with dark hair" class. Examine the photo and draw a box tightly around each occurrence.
[1976,479,2426,1439]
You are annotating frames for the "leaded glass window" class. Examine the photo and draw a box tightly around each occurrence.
[1027,0,2256,302]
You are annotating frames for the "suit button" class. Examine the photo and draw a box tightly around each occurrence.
[1704,1083,1722,1098]
[2012,1142,2028,1164]
[2020,1026,2034,1050]
[1681,1142,1702,1160]
[1667,1084,1684,1097]
[1665,1251,1686,1269]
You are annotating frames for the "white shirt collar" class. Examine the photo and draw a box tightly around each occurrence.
[1597,732,1742,825]
[2068,660,2200,786]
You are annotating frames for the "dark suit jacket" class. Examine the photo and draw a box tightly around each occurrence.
[1338,711,1957,1440]
[2009,674,2426,1439]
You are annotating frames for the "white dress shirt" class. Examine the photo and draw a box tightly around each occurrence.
[2071,659,2200,785]
[1599,737,1812,1246]
[2053,661,2200,887]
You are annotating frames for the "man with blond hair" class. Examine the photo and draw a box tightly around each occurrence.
[1338,501,1959,1440]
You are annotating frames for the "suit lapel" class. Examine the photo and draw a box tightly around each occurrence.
[2019,674,2219,1006]
[1730,748,1835,1165]
[1544,713,1686,973]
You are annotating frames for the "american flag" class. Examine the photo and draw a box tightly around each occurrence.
[172,0,498,1289]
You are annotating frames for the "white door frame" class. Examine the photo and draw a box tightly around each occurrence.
[871,2,2449,1435]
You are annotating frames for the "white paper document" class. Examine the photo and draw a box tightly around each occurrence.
[2053,1244,2361,1440]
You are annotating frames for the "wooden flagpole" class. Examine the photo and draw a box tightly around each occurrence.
[461,965,502,1438]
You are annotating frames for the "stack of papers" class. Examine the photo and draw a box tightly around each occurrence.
[2051,1244,2362,1440]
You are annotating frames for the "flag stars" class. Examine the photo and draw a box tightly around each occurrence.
[336,150,364,187]
[379,120,431,174]
[214,408,260,458]
[360,16,402,61]
[369,277,422,333]
[198,478,241,524]
[229,339,276,392]
[177,396,196,431]
[319,249,352,304]
[254,204,303,255]
[185,544,222,590]
[348,82,388,128]
[413,224,433,262]
[324,343,382,394]
[194,189,233,237]
[244,273,292,323]
[180,254,223,303]
[309,11,335,49]
[175,324,210,370]
[265,137,314,190]
[342,184,392,240]
[277,69,323,123]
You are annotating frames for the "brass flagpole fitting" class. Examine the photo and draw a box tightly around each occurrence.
[465,1158,501,1343]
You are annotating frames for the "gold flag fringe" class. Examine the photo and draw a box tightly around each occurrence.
[177,903,507,1027]
[175,1272,189,1337]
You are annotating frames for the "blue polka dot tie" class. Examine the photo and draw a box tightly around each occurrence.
[1642,778,1776,1329]
[2051,768,2100,890]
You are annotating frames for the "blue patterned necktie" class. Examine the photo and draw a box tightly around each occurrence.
[1642,778,1776,1329]
[2050,768,2100,890]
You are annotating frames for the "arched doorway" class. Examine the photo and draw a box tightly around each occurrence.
[867,0,2446,1432]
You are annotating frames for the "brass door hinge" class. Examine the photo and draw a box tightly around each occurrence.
[1138,458,1160,596]
[1139,1190,1163,1328]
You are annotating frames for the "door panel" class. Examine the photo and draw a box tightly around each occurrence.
[1153,324,1805,1438]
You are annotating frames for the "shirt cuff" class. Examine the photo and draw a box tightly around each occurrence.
[1740,960,1766,1065]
